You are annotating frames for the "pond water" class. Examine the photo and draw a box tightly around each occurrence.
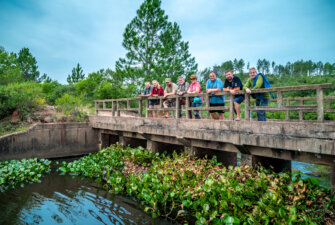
[0,172,175,225]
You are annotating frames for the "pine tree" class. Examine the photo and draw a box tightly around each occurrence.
[116,0,197,84]
[17,47,40,81]
[67,63,85,84]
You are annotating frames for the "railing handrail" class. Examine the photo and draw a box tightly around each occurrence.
[94,83,333,122]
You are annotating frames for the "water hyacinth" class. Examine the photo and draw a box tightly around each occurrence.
[0,158,51,191]
[59,145,335,224]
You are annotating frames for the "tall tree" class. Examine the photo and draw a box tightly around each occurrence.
[115,0,197,85]
[17,47,40,81]
[67,63,85,84]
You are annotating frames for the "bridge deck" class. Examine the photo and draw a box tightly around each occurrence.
[91,116,335,166]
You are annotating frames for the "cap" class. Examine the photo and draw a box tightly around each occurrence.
[165,78,172,83]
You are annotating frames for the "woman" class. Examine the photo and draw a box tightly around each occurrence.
[187,74,203,119]
[151,80,164,118]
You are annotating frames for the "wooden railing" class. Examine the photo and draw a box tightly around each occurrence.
[94,83,333,122]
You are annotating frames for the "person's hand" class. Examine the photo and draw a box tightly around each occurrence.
[164,94,167,98]
[230,90,235,95]
[206,89,212,93]
[245,88,252,94]
[178,92,183,96]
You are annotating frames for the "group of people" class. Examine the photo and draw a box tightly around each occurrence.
[139,67,272,121]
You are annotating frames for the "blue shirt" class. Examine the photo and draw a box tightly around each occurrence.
[206,78,225,104]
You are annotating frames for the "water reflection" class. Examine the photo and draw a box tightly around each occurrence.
[0,173,174,225]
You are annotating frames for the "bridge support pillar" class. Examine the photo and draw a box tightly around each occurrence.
[190,147,237,167]
[241,154,291,173]
[99,132,110,150]
[147,140,159,154]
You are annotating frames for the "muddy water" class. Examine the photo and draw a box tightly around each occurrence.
[0,173,174,225]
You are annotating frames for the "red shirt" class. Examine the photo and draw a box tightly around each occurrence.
[151,86,164,96]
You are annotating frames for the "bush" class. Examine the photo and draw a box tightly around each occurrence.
[55,94,88,122]
[0,82,45,119]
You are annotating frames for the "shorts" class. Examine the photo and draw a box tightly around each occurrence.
[150,99,160,106]
[164,98,176,107]
[209,103,225,113]
[233,96,244,104]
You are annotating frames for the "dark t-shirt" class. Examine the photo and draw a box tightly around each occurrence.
[224,76,243,97]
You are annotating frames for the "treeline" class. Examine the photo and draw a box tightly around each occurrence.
[1,0,334,123]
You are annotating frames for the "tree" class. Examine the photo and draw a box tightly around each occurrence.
[67,63,85,84]
[115,0,197,85]
[17,47,40,81]
[0,46,23,85]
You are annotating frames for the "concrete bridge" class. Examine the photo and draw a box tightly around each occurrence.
[92,83,335,192]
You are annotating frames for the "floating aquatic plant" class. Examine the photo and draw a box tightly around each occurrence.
[58,145,335,224]
[0,158,51,191]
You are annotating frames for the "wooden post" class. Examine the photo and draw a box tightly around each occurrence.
[244,93,250,120]
[112,101,115,116]
[103,101,106,111]
[95,101,98,115]
[176,96,180,118]
[285,99,290,120]
[138,98,143,117]
[186,95,190,119]
[127,100,130,110]
[299,100,304,121]
[146,99,149,118]
[229,93,234,120]
[117,101,121,117]
[277,91,283,108]
[206,94,210,119]
[317,88,324,122]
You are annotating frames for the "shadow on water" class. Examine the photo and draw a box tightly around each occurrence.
[0,172,175,225]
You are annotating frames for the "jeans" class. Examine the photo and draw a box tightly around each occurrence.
[192,102,202,119]
[256,98,269,121]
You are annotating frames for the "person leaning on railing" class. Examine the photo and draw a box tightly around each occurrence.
[151,80,164,118]
[176,76,190,118]
[222,70,244,121]
[139,81,153,117]
[163,78,178,118]
[206,71,225,120]
[243,67,272,121]
[187,74,203,119]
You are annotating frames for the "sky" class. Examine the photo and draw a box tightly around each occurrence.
[0,0,334,83]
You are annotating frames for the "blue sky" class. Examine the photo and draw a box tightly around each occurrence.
[0,0,334,83]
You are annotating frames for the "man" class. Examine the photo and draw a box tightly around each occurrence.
[176,76,190,118]
[163,78,178,118]
[243,67,271,121]
[139,81,153,117]
[222,70,244,121]
[206,71,224,120]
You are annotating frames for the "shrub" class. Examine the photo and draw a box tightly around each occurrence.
[55,94,88,122]
[0,82,45,119]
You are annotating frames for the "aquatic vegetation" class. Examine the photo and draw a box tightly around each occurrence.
[59,145,335,224]
[0,158,51,191]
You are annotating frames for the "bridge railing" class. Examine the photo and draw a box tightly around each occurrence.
[94,83,333,121]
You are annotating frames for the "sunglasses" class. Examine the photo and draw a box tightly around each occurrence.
[190,78,196,80]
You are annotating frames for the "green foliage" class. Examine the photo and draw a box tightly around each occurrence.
[67,63,85,84]
[0,46,23,85]
[55,94,88,122]
[0,158,51,191]
[0,82,45,119]
[59,145,335,224]
[0,120,31,136]
[116,0,197,86]
[17,47,40,81]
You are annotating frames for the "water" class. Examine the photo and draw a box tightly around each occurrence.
[0,173,174,225]
[292,161,330,188]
